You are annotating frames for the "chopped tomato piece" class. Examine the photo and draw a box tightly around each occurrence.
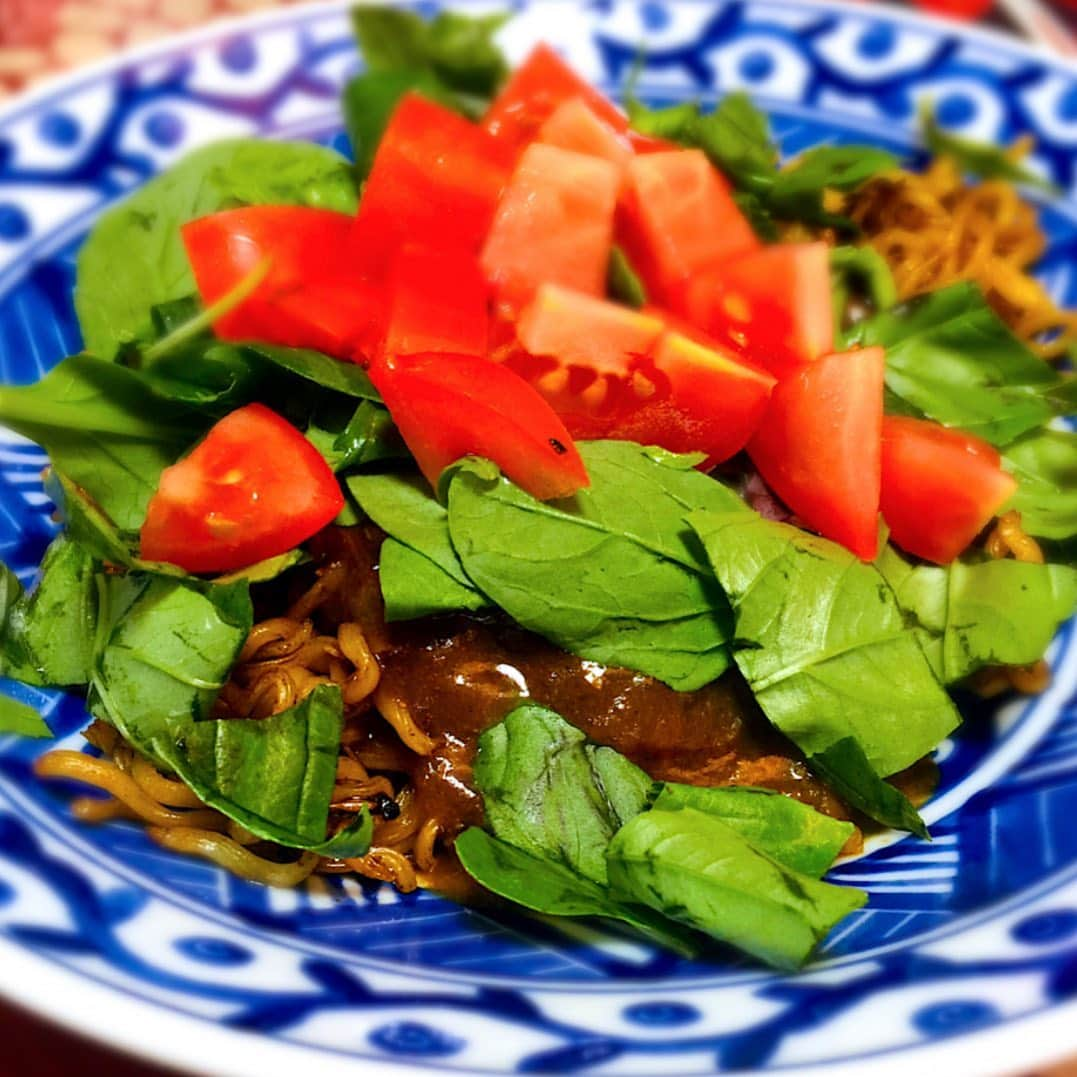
[538,97,633,173]
[677,242,834,379]
[606,332,776,466]
[369,353,589,500]
[880,416,1018,564]
[383,246,489,359]
[140,404,344,574]
[355,93,509,277]
[748,347,885,560]
[483,44,627,157]
[481,143,620,305]
[616,150,759,307]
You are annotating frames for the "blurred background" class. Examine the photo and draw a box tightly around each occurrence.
[0,0,1075,102]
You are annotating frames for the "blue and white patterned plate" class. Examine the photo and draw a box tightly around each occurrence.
[1,2,1076,1074]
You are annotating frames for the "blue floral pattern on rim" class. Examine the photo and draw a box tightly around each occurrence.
[0,2,1075,1073]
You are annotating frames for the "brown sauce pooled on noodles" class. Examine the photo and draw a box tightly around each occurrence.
[308,527,858,858]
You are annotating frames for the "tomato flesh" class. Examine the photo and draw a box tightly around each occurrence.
[481,142,620,305]
[748,347,885,560]
[355,93,510,278]
[538,97,633,173]
[678,241,833,379]
[140,403,344,573]
[369,353,589,500]
[880,416,1018,564]
[616,150,759,307]
[483,44,628,157]
[182,206,381,359]
[383,245,489,359]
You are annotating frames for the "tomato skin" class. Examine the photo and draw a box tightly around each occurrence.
[369,353,589,500]
[481,143,620,305]
[880,416,1018,564]
[355,93,510,277]
[140,404,344,574]
[383,245,490,359]
[182,206,382,358]
[537,97,633,173]
[483,44,628,157]
[748,347,885,560]
[677,241,834,379]
[616,150,759,306]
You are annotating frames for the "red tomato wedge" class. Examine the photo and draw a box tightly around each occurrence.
[880,416,1018,564]
[369,354,589,500]
[481,143,620,305]
[748,347,885,560]
[382,246,489,359]
[616,150,759,306]
[482,43,628,157]
[677,241,834,379]
[606,332,776,466]
[182,206,382,359]
[140,404,344,574]
[354,93,509,277]
[538,97,633,173]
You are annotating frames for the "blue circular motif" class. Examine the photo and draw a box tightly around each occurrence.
[623,1001,701,1027]
[936,94,976,128]
[1013,909,1077,945]
[143,110,185,148]
[0,204,29,242]
[174,936,253,967]
[0,4,1074,1076]
[913,1000,1001,1037]
[37,112,80,148]
[739,49,775,83]
[368,1022,464,1057]
[857,22,896,59]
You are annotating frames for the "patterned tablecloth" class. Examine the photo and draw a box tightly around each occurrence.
[0,0,1075,1075]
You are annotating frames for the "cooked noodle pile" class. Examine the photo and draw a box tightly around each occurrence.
[35,152,1069,890]
[849,151,1077,357]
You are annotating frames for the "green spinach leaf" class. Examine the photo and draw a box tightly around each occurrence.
[0,355,206,531]
[347,471,487,619]
[651,784,854,877]
[844,282,1064,446]
[475,704,651,885]
[0,692,53,739]
[607,807,866,970]
[607,247,647,309]
[306,398,404,473]
[879,547,1077,683]
[76,139,358,358]
[1002,429,1077,540]
[448,442,746,691]
[830,245,897,330]
[689,511,956,832]
[240,343,380,400]
[2,537,99,687]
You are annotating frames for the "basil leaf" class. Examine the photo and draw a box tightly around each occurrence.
[76,139,358,358]
[475,704,651,885]
[607,807,867,970]
[607,247,647,308]
[0,356,206,531]
[159,684,372,857]
[2,537,99,687]
[90,575,253,767]
[449,442,746,691]
[808,737,928,838]
[845,282,1063,446]
[879,547,1077,683]
[651,784,854,877]
[1003,429,1077,540]
[347,471,487,620]
[689,512,959,779]
[454,828,700,957]
[0,692,52,739]
[921,102,1053,190]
